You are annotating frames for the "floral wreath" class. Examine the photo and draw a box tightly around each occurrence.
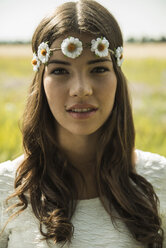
[31,36,124,71]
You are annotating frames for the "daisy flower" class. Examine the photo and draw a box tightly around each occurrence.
[61,37,83,59]
[31,53,40,71]
[115,46,124,66]
[91,37,109,57]
[37,42,51,63]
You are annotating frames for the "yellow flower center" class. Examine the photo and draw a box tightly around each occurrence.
[67,43,76,52]
[32,59,37,65]
[97,43,105,51]
[41,49,47,56]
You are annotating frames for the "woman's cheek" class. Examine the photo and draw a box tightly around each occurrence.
[44,77,57,101]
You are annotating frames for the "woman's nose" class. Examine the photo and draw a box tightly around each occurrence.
[69,75,93,97]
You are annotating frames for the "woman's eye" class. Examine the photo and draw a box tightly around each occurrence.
[91,67,109,73]
[51,68,68,75]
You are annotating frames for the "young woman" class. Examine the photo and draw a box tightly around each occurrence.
[0,0,165,247]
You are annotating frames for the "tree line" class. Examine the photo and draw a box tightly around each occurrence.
[0,36,166,44]
[126,36,166,43]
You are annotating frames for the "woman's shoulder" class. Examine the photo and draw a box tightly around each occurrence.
[0,155,24,176]
[135,149,166,202]
[135,149,166,177]
[0,155,24,198]
[135,149,166,231]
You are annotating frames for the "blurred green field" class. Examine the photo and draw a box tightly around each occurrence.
[123,58,166,157]
[0,44,166,162]
[0,56,33,161]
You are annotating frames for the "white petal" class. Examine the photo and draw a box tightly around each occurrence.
[70,37,75,42]
[117,58,124,66]
[33,66,38,72]
[75,38,79,43]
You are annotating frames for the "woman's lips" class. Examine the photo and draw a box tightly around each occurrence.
[67,109,98,119]
[66,103,98,119]
[66,103,98,111]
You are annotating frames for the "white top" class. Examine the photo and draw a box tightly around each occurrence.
[0,150,166,248]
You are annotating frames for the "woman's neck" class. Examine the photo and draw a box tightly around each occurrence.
[57,128,99,172]
[56,128,99,199]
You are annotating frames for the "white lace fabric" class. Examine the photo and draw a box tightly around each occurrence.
[0,150,166,248]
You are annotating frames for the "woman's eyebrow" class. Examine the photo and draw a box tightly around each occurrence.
[47,58,112,66]
[87,58,112,64]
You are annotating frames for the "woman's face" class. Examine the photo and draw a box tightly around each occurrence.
[43,33,117,136]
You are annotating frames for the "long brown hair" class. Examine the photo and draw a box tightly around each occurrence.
[4,0,163,247]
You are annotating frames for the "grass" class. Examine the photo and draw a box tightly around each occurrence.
[123,58,166,85]
[0,56,32,78]
[123,58,166,157]
[0,54,166,162]
[0,56,32,161]
[134,113,166,156]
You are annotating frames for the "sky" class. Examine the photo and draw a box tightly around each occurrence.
[0,0,166,42]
